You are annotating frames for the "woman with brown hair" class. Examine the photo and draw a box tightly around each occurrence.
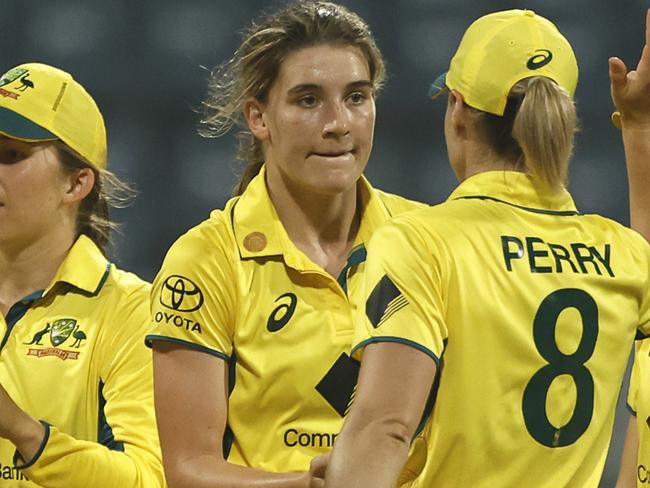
[0,63,164,487]
[147,2,424,487]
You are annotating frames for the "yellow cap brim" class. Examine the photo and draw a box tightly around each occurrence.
[611,111,622,130]
[429,72,449,100]
[0,106,58,141]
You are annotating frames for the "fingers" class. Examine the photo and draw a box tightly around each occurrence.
[309,478,325,488]
[309,453,330,479]
[609,57,628,93]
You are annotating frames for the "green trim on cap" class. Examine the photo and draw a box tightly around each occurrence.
[429,72,448,100]
[0,106,57,141]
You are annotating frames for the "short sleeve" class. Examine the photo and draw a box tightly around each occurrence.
[146,221,238,360]
[351,218,448,365]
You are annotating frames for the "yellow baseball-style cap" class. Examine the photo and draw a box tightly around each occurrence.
[429,9,579,116]
[0,63,107,169]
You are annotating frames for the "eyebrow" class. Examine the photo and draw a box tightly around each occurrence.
[287,79,374,95]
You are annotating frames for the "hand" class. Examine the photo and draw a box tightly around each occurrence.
[307,453,329,488]
[0,384,44,462]
[609,9,650,130]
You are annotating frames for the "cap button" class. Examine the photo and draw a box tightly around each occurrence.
[524,10,535,17]
[244,232,267,252]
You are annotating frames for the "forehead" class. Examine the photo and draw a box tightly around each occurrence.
[274,44,371,91]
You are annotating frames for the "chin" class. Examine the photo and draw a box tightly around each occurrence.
[309,169,361,196]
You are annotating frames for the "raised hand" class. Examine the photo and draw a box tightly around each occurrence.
[610,9,650,129]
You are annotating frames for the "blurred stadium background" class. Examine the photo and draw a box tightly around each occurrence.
[3,0,646,485]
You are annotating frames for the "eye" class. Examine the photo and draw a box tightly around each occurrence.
[298,95,319,108]
[347,91,367,105]
[0,148,27,165]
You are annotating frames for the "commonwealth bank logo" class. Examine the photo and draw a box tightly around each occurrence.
[25,318,87,360]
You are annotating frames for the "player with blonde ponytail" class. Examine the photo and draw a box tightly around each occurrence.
[326,10,650,488]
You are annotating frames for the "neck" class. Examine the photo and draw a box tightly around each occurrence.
[266,170,360,277]
[459,140,522,181]
[0,228,76,316]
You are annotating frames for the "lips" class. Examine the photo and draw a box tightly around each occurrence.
[311,149,355,157]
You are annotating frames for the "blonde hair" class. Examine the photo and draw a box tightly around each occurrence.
[472,76,577,191]
[56,143,135,254]
[199,1,386,196]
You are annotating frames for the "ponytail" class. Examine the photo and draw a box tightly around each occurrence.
[472,76,577,192]
[511,77,577,191]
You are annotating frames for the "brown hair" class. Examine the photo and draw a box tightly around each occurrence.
[471,76,577,192]
[56,144,135,254]
[199,1,386,196]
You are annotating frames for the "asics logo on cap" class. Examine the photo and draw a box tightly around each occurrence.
[527,49,553,70]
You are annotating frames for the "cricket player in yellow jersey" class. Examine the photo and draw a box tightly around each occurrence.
[147,2,424,487]
[609,9,650,488]
[326,10,650,488]
[0,63,164,487]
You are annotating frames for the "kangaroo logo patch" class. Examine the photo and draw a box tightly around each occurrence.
[26,318,86,360]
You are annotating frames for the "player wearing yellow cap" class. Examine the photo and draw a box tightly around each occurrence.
[326,10,650,488]
[609,10,650,488]
[146,2,424,487]
[0,63,164,487]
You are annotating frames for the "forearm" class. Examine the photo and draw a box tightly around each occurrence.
[325,416,410,488]
[166,454,309,488]
[17,424,164,488]
[622,127,650,240]
[616,417,639,488]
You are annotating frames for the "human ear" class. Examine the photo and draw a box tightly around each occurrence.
[449,90,468,138]
[244,98,269,141]
[62,167,95,204]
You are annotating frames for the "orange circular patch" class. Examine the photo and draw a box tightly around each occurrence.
[244,232,267,252]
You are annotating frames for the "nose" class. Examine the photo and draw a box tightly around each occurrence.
[322,100,351,138]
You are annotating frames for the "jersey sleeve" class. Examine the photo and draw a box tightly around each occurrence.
[351,217,448,365]
[146,221,238,359]
[17,279,165,487]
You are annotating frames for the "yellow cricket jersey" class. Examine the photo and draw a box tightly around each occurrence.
[628,339,650,487]
[146,166,424,472]
[0,235,164,487]
[353,171,650,488]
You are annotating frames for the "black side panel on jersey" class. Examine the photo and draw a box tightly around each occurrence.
[98,381,125,451]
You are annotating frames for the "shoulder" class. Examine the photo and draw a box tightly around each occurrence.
[583,213,650,255]
[373,188,429,217]
[164,200,240,266]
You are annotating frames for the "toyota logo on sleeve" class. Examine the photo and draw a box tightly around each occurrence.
[160,275,205,312]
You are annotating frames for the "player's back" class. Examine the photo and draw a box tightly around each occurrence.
[374,173,650,487]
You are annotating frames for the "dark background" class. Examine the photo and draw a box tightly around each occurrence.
[3,1,646,485]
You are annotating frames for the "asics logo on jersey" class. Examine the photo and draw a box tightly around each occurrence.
[160,275,204,312]
[267,293,297,332]
[527,49,553,70]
